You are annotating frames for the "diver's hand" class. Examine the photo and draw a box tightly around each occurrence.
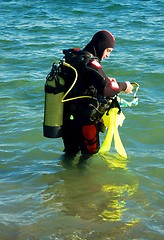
[125,81,133,94]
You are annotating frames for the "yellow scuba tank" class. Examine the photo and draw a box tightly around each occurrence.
[43,51,89,138]
[43,62,65,138]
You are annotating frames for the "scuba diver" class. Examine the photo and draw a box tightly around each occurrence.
[61,30,133,157]
[43,30,134,158]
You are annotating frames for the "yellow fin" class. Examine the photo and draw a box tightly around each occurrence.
[99,108,127,158]
[114,119,127,158]
[99,108,117,153]
[116,111,125,127]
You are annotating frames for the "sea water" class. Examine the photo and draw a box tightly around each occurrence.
[0,0,163,239]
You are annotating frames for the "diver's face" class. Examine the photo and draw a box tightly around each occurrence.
[101,48,113,60]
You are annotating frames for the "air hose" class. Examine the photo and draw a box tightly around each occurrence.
[61,62,92,102]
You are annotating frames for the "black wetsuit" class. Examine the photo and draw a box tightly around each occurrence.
[62,49,126,156]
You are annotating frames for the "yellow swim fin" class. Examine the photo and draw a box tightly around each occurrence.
[99,108,127,158]
[114,111,127,158]
[99,108,115,152]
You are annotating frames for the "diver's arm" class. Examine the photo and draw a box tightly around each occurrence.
[103,77,133,97]
[86,59,133,97]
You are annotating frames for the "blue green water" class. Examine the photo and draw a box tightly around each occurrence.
[0,0,164,239]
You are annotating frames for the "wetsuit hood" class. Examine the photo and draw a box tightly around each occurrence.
[83,30,115,60]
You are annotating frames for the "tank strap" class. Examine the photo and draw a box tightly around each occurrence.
[44,83,65,94]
